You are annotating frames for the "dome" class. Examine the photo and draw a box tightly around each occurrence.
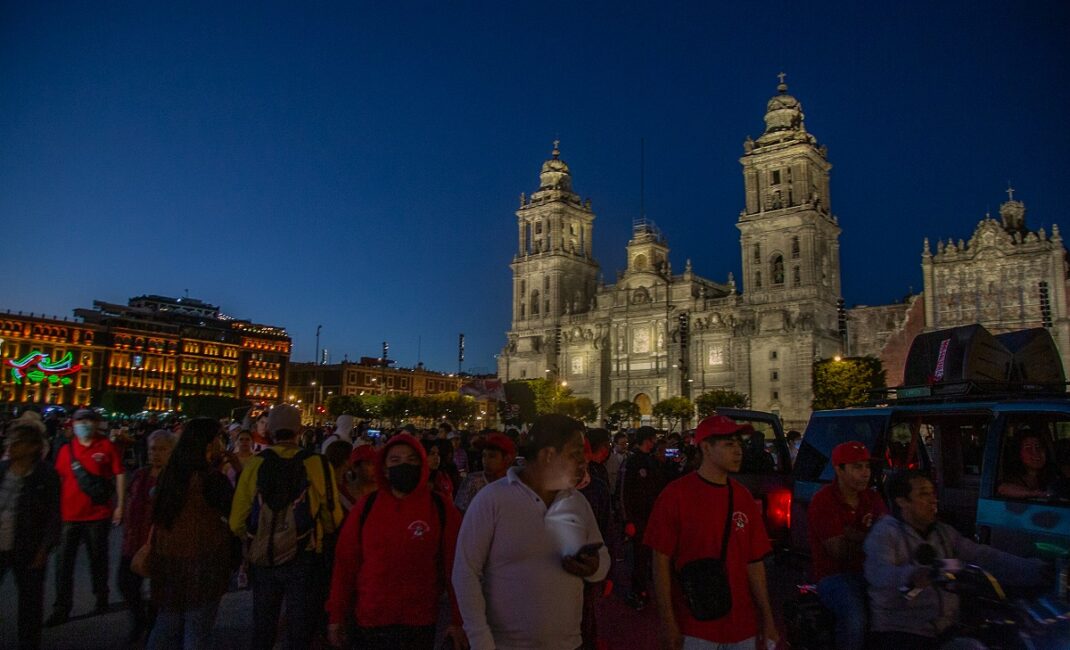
[539,140,573,191]
[763,79,805,134]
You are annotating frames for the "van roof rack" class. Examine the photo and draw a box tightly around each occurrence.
[866,381,1070,406]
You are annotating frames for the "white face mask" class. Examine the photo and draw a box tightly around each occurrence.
[73,422,95,440]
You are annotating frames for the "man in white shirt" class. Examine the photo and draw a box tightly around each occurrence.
[453,414,610,650]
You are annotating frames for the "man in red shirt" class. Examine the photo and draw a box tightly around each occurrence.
[807,441,887,650]
[645,415,778,650]
[46,409,126,627]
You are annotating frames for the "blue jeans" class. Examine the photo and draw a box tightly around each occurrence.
[146,600,219,650]
[817,573,867,650]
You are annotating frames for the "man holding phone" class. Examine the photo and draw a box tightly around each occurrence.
[453,415,609,650]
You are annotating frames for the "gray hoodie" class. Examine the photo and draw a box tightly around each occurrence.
[863,514,1046,638]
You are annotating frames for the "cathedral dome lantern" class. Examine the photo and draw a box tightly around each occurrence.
[538,140,573,192]
[755,73,816,147]
[999,187,1027,235]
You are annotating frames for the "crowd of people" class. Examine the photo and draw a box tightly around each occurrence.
[0,406,777,649]
[0,406,1061,650]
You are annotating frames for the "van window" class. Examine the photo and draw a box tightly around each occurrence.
[795,414,888,482]
[995,414,1070,502]
[725,416,790,473]
[883,414,977,480]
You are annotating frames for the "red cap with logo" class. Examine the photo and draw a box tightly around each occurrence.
[694,415,746,445]
[484,432,517,458]
[831,441,871,465]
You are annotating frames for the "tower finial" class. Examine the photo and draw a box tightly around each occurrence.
[1006,184,1015,201]
[777,71,787,92]
[552,139,560,159]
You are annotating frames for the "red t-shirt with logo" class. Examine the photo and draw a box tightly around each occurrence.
[55,437,124,522]
[807,482,887,582]
[644,473,772,644]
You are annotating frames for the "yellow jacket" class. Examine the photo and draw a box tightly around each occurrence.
[229,444,344,554]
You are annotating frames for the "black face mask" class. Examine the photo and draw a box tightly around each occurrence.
[386,463,421,494]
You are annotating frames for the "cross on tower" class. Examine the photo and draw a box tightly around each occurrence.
[1006,185,1015,201]
[777,71,787,84]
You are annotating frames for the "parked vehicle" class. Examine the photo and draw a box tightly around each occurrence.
[714,407,794,549]
[791,325,1070,563]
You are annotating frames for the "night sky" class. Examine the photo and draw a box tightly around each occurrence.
[2,2,1068,374]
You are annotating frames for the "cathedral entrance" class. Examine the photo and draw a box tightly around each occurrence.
[633,393,653,416]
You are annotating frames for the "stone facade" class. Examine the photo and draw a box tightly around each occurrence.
[498,79,844,430]
[846,296,925,387]
[921,196,1070,369]
[845,195,1069,381]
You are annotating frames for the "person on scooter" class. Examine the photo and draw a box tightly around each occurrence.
[864,470,1049,649]
[807,441,887,650]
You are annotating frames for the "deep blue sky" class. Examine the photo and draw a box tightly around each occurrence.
[3,1,1068,374]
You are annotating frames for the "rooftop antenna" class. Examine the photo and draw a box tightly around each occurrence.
[417,335,422,365]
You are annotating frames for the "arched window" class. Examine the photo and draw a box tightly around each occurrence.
[791,236,800,259]
[753,243,761,263]
[771,254,785,285]
[531,290,540,315]
[633,254,648,271]
[755,271,762,288]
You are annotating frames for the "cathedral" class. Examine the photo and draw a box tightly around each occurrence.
[496,77,1069,430]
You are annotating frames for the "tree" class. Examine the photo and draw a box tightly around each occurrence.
[360,394,384,423]
[695,389,750,417]
[180,395,247,419]
[427,394,479,424]
[529,378,573,416]
[653,396,694,433]
[326,394,366,418]
[812,356,886,411]
[97,390,149,415]
[380,394,416,426]
[605,400,640,428]
[561,397,599,423]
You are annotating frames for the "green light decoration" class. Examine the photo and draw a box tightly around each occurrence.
[5,350,81,385]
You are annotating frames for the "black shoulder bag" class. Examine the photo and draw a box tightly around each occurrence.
[68,446,116,506]
[677,480,735,621]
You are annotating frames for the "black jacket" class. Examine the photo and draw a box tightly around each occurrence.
[0,459,62,565]
[620,450,664,525]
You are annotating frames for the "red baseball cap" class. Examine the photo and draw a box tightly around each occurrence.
[694,415,746,445]
[483,432,517,458]
[831,441,871,465]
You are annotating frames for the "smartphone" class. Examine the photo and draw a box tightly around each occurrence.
[665,448,681,459]
[366,429,381,439]
[576,542,604,558]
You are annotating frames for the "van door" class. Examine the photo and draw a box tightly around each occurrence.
[886,412,991,537]
[791,411,890,552]
[978,410,1070,558]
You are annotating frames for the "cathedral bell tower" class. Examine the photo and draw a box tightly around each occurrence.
[737,74,842,308]
[505,142,599,378]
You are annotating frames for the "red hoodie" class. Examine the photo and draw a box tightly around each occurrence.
[326,433,462,628]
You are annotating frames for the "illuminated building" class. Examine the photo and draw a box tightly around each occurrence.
[0,294,290,412]
[288,359,465,422]
[0,312,104,407]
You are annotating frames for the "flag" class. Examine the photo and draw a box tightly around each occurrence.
[459,378,506,401]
